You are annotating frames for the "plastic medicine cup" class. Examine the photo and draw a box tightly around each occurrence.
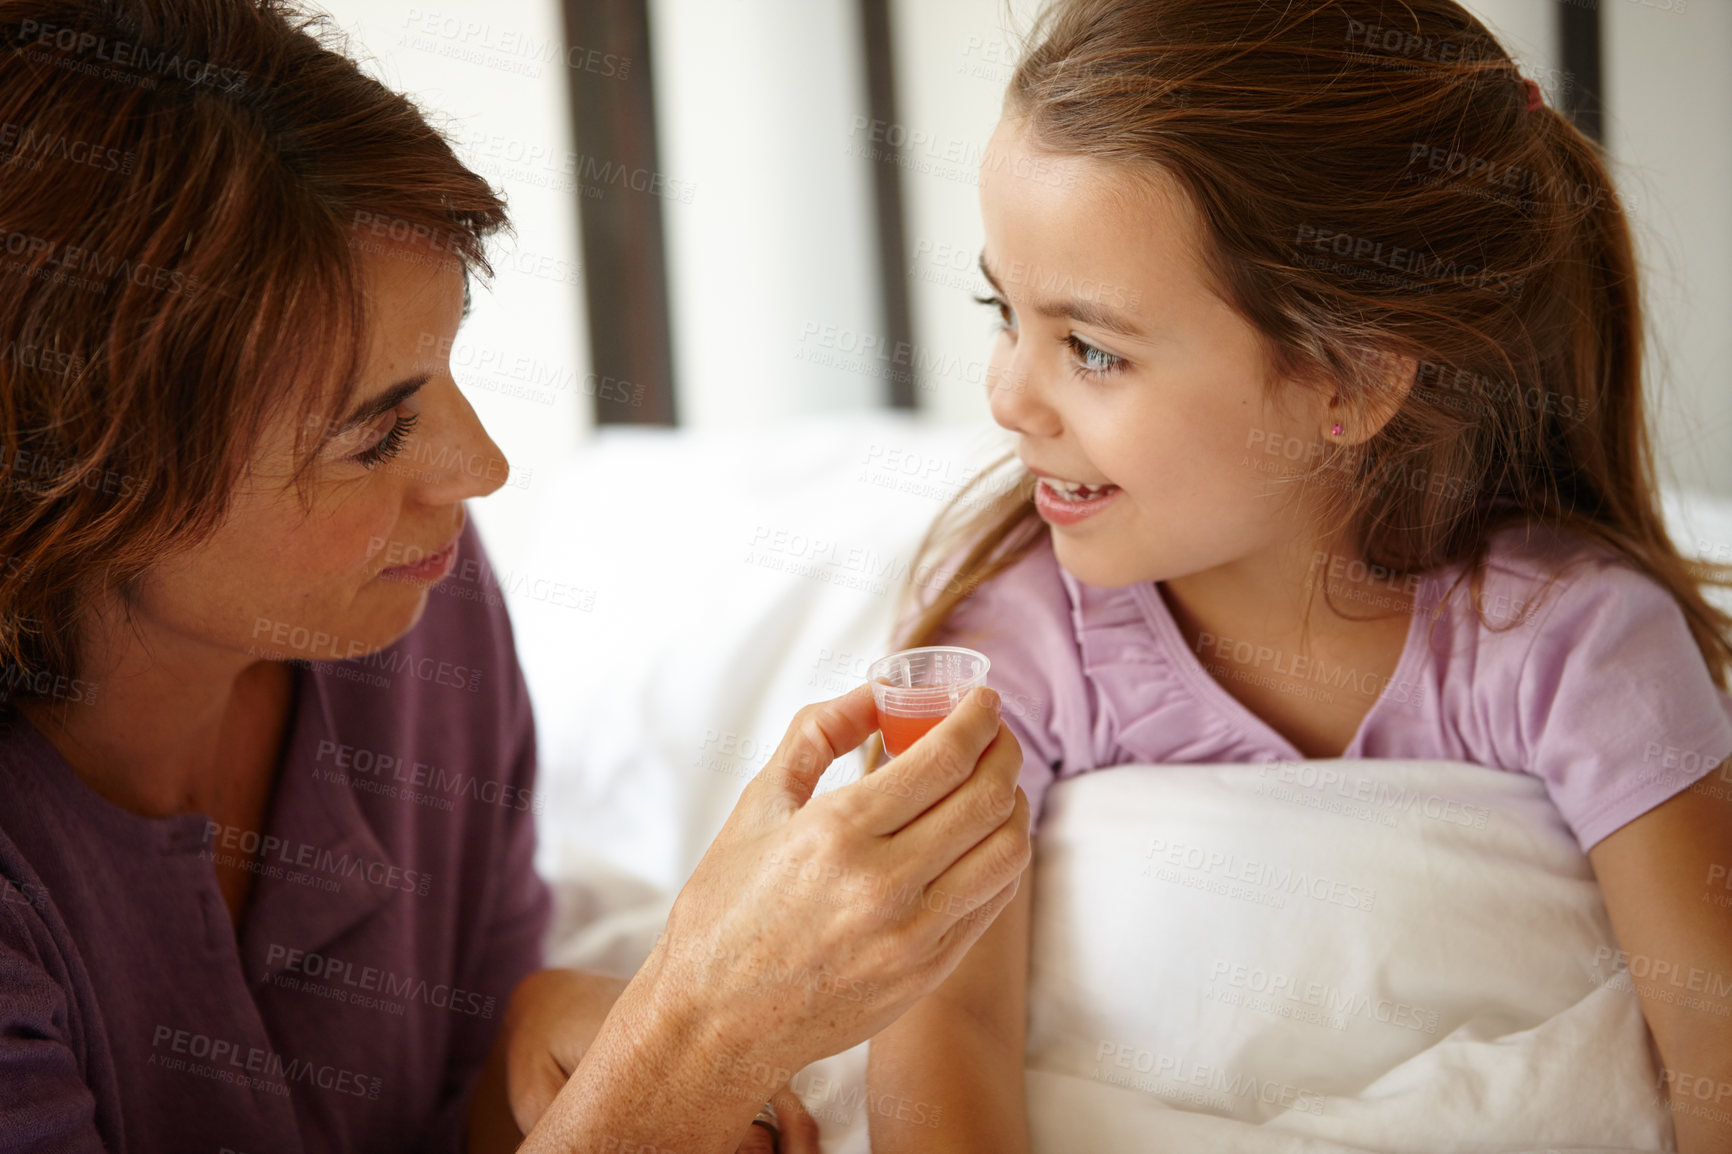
[867,646,992,756]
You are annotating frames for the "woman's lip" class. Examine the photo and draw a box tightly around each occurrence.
[1033,477,1123,526]
[378,535,461,585]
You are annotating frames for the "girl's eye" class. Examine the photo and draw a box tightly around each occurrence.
[973,293,1016,332]
[354,410,419,468]
[1065,334,1125,375]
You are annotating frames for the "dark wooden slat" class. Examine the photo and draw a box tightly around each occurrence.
[563,0,676,425]
[1558,0,1603,144]
[859,0,917,410]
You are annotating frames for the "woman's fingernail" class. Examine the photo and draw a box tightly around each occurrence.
[978,686,1001,715]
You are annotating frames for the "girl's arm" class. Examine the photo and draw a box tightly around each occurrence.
[866,874,1032,1154]
[1588,776,1732,1152]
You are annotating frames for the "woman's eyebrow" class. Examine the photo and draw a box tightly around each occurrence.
[979,253,1148,339]
[336,374,430,435]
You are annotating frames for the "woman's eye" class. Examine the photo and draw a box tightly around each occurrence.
[1066,335,1125,375]
[354,410,419,469]
[973,293,1015,332]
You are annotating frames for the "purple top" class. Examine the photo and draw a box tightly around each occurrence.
[936,523,1732,850]
[0,518,550,1154]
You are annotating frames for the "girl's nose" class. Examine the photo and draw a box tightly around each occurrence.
[987,352,1062,440]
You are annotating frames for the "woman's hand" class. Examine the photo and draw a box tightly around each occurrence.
[734,1087,820,1154]
[497,969,630,1138]
[517,681,1029,1153]
[472,970,822,1152]
[646,681,1030,1080]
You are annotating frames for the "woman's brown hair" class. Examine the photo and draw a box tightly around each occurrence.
[0,0,508,702]
[895,0,1732,692]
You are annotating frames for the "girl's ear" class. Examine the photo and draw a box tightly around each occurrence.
[1328,348,1418,445]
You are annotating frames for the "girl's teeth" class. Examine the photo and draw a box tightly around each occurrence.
[1041,478,1116,503]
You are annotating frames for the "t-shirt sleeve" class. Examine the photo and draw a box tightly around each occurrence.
[921,542,1094,823]
[1514,558,1732,850]
[0,893,106,1154]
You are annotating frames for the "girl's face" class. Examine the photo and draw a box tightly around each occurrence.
[978,115,1334,589]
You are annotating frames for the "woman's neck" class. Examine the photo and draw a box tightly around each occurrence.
[17,600,295,819]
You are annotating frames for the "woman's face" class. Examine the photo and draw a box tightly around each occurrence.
[110,237,508,670]
[977,115,1336,590]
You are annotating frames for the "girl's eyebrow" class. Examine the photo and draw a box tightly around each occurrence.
[979,253,1149,340]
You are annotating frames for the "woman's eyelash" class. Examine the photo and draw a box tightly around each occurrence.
[355,410,419,468]
[1065,334,1125,375]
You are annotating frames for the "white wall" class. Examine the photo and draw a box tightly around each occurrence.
[888,0,1041,428]
[648,0,885,428]
[1460,0,1560,90]
[314,0,591,575]
[1602,0,1732,497]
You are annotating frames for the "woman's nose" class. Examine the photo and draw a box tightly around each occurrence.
[420,379,511,502]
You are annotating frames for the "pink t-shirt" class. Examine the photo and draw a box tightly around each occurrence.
[931,522,1732,850]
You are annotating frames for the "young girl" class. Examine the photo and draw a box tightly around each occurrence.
[864,0,1732,1150]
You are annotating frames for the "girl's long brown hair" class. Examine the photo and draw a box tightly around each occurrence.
[0,0,508,699]
[895,0,1732,693]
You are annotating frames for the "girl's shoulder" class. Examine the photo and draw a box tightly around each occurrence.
[1430,522,1731,849]
[1433,521,1677,640]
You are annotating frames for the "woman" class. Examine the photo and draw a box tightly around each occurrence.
[0,2,1032,1152]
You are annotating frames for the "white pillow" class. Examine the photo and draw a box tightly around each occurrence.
[1019,760,1672,1153]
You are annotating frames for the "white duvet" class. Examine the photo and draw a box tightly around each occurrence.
[772,758,1672,1153]
[500,415,1725,1152]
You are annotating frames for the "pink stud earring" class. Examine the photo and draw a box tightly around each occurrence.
[1330,421,1344,437]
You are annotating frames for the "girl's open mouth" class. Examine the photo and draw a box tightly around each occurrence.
[1034,476,1123,525]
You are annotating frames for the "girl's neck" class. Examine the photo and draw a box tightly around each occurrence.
[1156,538,1418,758]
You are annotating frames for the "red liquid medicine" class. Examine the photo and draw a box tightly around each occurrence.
[878,710,946,756]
